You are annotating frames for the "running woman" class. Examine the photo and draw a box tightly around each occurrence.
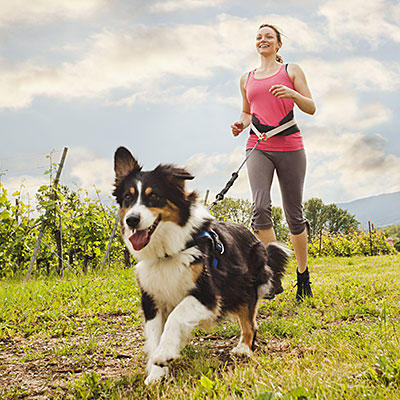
[231,24,316,301]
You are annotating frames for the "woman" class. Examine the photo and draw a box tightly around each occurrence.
[231,24,315,301]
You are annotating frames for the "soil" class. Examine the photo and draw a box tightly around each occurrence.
[0,315,293,399]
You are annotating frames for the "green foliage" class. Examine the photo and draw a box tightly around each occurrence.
[382,224,400,252]
[304,198,359,237]
[2,255,400,399]
[308,227,396,257]
[209,196,253,228]
[271,206,290,242]
[210,197,289,241]
[69,371,116,400]
[365,354,400,387]
[382,224,400,241]
[0,182,127,278]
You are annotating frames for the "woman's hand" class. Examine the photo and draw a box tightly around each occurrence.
[231,121,245,136]
[269,84,296,99]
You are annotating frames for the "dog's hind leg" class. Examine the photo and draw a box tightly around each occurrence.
[150,295,216,369]
[231,300,258,356]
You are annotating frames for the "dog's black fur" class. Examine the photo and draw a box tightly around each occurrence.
[113,146,289,384]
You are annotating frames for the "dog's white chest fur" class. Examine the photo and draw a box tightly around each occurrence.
[136,254,197,310]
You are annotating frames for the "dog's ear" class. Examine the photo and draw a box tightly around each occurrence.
[171,168,194,182]
[156,165,194,189]
[114,147,141,183]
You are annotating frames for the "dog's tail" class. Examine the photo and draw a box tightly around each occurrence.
[265,242,291,296]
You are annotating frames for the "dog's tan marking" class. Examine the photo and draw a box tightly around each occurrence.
[145,187,152,196]
[119,207,128,234]
[149,200,180,224]
[129,187,135,196]
[233,304,257,350]
[191,263,203,282]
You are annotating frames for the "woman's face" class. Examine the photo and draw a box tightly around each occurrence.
[256,26,281,56]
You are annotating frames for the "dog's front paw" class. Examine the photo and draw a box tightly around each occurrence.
[151,345,180,367]
[231,342,252,357]
[144,364,169,385]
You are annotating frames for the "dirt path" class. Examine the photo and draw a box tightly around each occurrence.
[0,315,144,399]
[0,315,292,399]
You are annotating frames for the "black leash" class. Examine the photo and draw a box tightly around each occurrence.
[208,134,264,210]
[208,116,297,210]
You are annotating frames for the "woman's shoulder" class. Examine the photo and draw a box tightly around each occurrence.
[240,70,253,80]
[286,63,306,81]
[240,70,253,88]
[286,63,304,75]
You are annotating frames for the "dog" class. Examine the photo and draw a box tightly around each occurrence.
[113,146,290,385]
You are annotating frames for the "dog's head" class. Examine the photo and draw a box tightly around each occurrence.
[113,147,197,252]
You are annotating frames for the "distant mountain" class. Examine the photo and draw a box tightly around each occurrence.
[337,191,400,228]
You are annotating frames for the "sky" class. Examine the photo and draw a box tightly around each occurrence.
[1,0,400,209]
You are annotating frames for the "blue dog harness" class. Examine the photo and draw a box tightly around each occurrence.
[185,229,224,269]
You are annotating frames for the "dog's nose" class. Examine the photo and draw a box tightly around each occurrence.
[126,214,140,229]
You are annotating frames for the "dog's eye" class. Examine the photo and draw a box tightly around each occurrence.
[149,193,160,202]
[146,192,164,206]
[124,193,133,202]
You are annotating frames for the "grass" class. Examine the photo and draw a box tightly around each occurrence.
[0,254,399,399]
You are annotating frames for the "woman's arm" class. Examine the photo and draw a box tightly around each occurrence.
[270,64,316,115]
[231,73,252,136]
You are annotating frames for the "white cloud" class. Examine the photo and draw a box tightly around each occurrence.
[111,85,209,107]
[3,175,49,209]
[304,127,400,201]
[314,88,392,131]
[318,0,400,46]
[68,147,114,197]
[301,57,400,99]
[0,0,106,27]
[1,147,115,208]
[151,0,226,12]
[0,14,325,109]
[185,146,254,199]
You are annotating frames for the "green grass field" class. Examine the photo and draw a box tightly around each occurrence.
[1,254,400,399]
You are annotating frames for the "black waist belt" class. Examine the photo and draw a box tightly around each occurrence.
[249,112,299,139]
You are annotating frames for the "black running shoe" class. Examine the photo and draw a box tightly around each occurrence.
[296,267,313,302]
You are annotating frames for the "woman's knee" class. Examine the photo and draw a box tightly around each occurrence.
[252,203,273,230]
[287,218,307,235]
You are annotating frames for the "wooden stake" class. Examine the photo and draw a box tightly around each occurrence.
[101,212,119,269]
[26,147,68,281]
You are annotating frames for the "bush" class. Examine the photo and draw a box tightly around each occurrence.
[308,228,397,257]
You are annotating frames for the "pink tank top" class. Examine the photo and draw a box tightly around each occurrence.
[245,64,304,151]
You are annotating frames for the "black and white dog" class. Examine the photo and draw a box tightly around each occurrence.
[113,147,289,385]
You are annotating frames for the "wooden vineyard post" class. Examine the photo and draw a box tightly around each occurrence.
[101,212,119,269]
[25,147,68,281]
[368,220,373,256]
[204,189,210,205]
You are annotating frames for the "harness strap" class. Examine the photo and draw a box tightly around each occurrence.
[249,109,299,139]
[185,229,224,268]
[250,118,297,140]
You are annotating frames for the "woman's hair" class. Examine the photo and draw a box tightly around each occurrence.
[258,24,283,63]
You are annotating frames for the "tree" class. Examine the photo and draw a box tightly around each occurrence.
[210,197,253,229]
[210,197,289,241]
[271,206,290,242]
[324,203,359,234]
[303,198,327,235]
[304,198,359,237]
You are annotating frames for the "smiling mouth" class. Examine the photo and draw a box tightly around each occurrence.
[128,215,161,251]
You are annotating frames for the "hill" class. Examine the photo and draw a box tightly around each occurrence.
[338,191,400,228]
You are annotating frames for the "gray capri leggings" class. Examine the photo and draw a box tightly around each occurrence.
[246,148,307,235]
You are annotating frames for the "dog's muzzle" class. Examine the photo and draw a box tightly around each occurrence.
[128,214,161,251]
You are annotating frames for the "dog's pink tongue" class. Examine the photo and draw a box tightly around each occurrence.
[129,229,149,251]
